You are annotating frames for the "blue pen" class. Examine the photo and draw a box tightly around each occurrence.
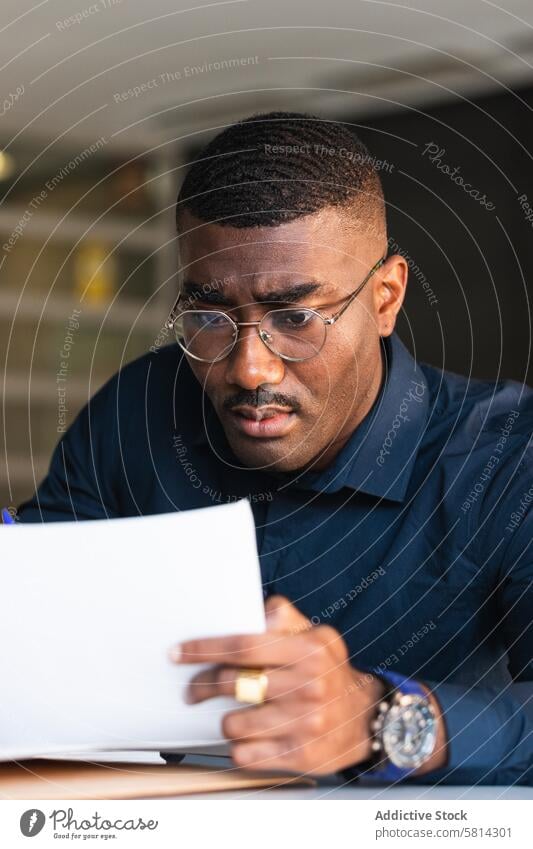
[1,508,15,524]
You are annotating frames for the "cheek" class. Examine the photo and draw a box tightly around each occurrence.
[305,333,364,397]
[328,319,362,358]
[188,361,223,396]
[297,339,375,434]
[288,362,350,439]
[326,319,374,383]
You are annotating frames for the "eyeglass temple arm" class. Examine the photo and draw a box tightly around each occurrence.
[166,292,184,329]
[327,256,386,325]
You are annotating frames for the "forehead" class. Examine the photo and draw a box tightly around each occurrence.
[178,208,363,282]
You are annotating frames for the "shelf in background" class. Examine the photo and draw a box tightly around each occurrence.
[0,290,166,332]
[3,372,111,404]
[0,206,168,251]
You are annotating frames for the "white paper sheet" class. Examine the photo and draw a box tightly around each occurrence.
[0,500,265,761]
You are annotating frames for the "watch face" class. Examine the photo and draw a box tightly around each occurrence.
[382,695,437,769]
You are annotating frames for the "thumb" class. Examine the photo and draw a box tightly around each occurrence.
[265,595,311,634]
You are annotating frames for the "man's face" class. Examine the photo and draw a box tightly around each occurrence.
[177,207,402,473]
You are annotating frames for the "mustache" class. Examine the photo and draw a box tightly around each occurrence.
[223,388,301,413]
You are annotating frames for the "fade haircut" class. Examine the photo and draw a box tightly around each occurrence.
[176,111,386,235]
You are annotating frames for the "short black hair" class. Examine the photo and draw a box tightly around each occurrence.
[176,111,386,231]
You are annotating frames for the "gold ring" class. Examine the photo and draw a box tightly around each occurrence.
[234,668,268,705]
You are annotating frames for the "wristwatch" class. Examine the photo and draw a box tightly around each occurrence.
[367,671,438,781]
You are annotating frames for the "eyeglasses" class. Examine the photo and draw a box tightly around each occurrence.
[165,255,386,363]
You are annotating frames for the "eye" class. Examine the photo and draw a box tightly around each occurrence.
[192,311,230,330]
[271,309,315,330]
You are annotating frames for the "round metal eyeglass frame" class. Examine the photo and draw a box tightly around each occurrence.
[165,255,387,363]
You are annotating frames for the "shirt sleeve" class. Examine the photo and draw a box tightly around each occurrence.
[350,443,533,787]
[419,679,533,785]
[414,448,533,786]
[16,374,124,523]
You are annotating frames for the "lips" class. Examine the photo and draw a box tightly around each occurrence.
[229,405,297,438]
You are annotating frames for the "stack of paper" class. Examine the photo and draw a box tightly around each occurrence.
[0,500,265,761]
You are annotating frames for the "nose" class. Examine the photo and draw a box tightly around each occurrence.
[224,323,285,390]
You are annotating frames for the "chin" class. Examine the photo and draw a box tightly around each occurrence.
[228,436,310,474]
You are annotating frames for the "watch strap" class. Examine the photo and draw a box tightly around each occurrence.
[377,670,427,699]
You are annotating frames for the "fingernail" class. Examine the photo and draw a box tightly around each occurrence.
[168,645,182,663]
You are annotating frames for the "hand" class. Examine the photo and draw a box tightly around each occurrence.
[170,595,386,775]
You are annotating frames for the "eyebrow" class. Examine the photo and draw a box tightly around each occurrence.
[181,280,325,306]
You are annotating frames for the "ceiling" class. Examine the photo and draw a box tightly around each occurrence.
[1,0,533,157]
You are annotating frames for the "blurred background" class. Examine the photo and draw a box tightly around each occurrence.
[1,0,532,508]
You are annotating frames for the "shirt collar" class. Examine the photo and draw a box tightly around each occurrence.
[190,333,429,502]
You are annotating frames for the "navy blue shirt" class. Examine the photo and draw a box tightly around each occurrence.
[18,333,533,785]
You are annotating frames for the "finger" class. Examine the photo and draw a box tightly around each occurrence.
[224,700,334,747]
[265,595,311,634]
[173,631,325,667]
[186,664,312,704]
[231,738,299,772]
[223,702,302,741]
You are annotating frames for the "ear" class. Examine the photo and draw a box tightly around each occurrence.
[372,253,408,337]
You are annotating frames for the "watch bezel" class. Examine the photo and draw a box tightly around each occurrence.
[373,692,437,770]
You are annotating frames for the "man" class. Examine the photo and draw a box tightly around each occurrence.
[18,112,532,785]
